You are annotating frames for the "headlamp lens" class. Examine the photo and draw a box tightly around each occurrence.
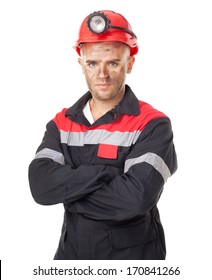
[89,15,106,33]
[87,12,110,34]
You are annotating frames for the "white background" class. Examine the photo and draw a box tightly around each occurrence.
[0,0,212,279]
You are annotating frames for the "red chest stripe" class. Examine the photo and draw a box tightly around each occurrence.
[53,102,167,133]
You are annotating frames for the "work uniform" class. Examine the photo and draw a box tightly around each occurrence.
[28,85,177,260]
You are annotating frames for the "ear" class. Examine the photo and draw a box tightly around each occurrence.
[78,57,83,66]
[127,56,135,74]
[78,58,85,74]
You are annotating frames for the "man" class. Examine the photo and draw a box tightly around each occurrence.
[28,10,177,260]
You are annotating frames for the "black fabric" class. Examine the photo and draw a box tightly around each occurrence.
[28,85,177,260]
[54,207,165,260]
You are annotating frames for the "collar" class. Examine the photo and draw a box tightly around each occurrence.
[65,85,140,117]
[65,85,140,126]
[114,85,140,116]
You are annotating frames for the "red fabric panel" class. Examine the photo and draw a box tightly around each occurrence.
[97,144,118,159]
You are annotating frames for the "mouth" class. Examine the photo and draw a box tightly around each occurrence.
[95,83,111,89]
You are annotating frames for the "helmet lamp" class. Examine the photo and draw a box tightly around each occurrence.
[87,11,137,39]
[87,12,110,34]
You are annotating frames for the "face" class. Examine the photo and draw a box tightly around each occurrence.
[78,42,135,103]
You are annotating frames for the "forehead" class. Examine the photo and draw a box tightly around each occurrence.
[80,41,129,54]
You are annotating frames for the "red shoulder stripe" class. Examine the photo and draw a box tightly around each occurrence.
[53,102,167,133]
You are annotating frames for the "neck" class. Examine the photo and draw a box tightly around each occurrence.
[89,99,108,121]
[89,96,123,121]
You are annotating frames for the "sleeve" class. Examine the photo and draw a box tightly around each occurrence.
[68,118,178,221]
[28,119,122,205]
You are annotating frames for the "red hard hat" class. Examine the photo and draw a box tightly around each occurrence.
[74,10,138,56]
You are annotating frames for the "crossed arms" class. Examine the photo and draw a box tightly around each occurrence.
[28,117,177,221]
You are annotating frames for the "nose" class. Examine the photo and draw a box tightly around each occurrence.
[97,64,109,78]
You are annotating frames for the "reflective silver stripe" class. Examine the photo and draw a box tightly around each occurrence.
[60,129,141,147]
[34,148,65,165]
[124,152,171,182]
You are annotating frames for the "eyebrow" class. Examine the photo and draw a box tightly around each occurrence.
[85,59,122,63]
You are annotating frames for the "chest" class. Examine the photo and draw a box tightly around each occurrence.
[59,120,142,168]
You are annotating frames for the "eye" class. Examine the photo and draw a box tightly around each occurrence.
[109,61,118,67]
[88,61,96,68]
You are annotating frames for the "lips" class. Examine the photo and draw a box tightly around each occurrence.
[95,83,111,87]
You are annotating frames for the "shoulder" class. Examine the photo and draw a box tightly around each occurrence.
[138,100,168,120]
[52,108,69,130]
[130,100,169,131]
